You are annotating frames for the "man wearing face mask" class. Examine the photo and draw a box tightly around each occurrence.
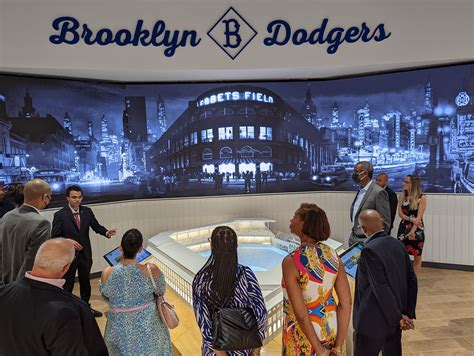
[0,179,53,285]
[349,161,391,246]
[353,210,418,356]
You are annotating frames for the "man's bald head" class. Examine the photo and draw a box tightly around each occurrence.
[33,238,75,278]
[23,179,51,209]
[358,209,385,237]
[376,173,389,189]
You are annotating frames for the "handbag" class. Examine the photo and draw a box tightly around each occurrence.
[146,264,179,329]
[211,268,262,351]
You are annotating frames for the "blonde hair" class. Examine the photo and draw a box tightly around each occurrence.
[403,175,423,210]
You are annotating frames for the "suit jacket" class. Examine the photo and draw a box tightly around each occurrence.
[51,205,108,259]
[350,181,391,240]
[385,185,398,232]
[0,205,51,285]
[353,232,418,340]
[0,198,15,218]
[0,277,108,356]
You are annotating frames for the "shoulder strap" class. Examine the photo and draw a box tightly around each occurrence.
[146,263,162,297]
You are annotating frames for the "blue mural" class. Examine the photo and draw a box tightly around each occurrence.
[0,62,472,207]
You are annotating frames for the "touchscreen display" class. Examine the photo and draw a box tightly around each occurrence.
[339,243,363,279]
[103,247,152,266]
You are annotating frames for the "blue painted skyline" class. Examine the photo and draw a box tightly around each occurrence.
[0,62,472,203]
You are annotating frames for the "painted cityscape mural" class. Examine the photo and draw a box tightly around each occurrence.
[0,63,472,207]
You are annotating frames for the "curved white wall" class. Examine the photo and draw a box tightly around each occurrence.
[42,192,474,274]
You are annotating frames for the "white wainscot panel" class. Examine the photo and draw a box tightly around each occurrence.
[42,192,474,273]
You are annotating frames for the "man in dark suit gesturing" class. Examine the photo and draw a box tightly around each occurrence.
[376,172,398,235]
[349,161,391,246]
[52,185,116,317]
[353,209,418,356]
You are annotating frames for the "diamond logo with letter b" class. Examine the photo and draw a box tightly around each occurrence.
[207,7,258,60]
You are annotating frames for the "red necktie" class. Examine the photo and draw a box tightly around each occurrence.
[73,212,81,230]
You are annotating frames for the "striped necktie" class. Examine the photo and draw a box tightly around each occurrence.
[73,211,80,230]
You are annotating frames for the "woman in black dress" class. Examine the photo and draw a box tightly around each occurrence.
[397,175,427,275]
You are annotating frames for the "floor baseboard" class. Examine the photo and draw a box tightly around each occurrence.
[422,261,474,272]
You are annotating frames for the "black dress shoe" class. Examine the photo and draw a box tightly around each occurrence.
[90,308,103,318]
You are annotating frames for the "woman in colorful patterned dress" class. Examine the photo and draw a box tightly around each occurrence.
[397,175,427,275]
[282,203,352,356]
[100,229,173,355]
[192,226,267,356]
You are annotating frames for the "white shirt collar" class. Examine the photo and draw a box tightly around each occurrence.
[68,204,79,213]
[361,179,373,192]
[25,272,66,289]
[364,229,385,243]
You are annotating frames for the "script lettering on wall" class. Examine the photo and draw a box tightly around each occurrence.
[263,18,391,54]
[49,8,391,59]
[49,17,201,57]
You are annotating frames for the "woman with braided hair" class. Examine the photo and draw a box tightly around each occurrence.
[192,226,267,356]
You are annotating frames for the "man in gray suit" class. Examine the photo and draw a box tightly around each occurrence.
[0,179,53,286]
[349,161,391,246]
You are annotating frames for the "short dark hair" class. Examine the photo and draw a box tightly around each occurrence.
[4,184,25,207]
[65,185,83,197]
[121,229,143,259]
[295,203,331,242]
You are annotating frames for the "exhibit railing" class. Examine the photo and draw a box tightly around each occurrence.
[146,219,344,342]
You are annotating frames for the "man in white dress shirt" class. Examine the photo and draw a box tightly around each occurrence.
[349,161,391,246]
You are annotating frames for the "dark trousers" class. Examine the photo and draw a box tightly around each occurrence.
[354,329,402,356]
[63,252,93,304]
[244,181,251,192]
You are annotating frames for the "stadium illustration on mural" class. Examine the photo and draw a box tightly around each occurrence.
[0,63,472,206]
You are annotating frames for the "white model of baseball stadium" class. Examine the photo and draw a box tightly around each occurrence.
[146,219,344,341]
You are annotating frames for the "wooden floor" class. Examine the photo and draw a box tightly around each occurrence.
[84,267,474,355]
